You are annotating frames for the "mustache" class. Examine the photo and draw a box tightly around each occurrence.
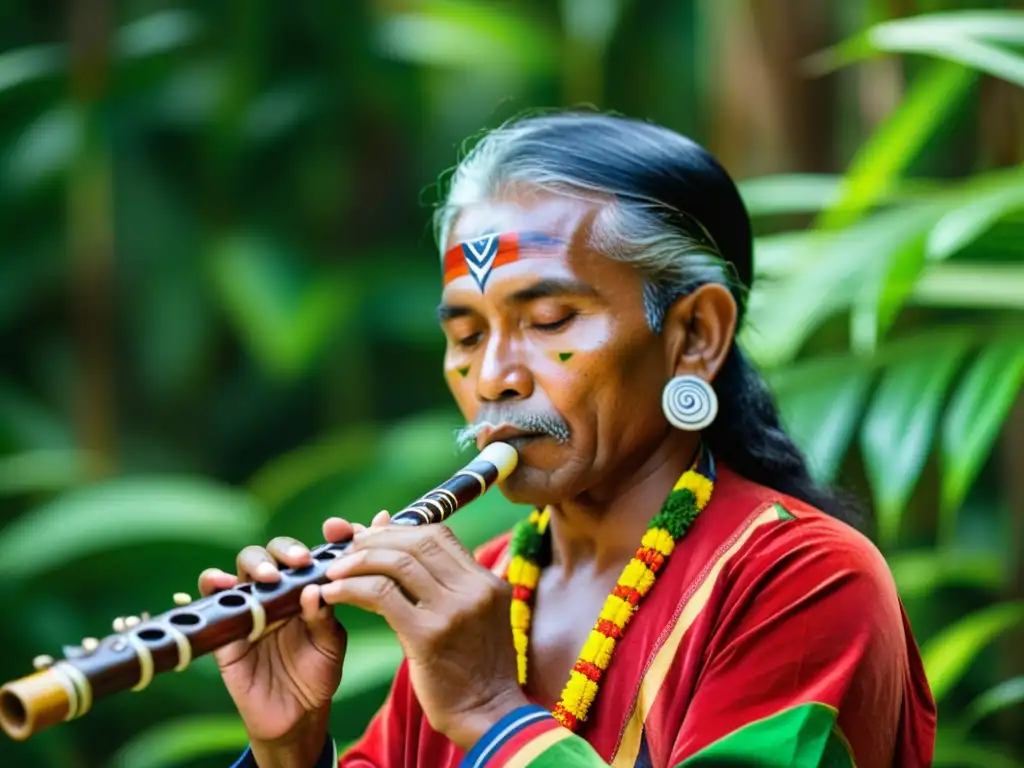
[453,408,571,451]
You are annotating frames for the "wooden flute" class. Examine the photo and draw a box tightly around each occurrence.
[0,441,518,742]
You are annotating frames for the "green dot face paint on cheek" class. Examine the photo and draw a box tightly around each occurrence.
[557,352,574,363]
[456,365,470,378]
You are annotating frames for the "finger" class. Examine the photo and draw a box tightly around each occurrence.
[323,517,358,545]
[371,510,391,528]
[198,568,237,597]
[325,547,440,605]
[299,584,347,661]
[266,536,312,568]
[351,526,471,586]
[236,545,281,583]
[320,575,417,632]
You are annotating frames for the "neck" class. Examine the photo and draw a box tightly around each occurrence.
[546,431,699,576]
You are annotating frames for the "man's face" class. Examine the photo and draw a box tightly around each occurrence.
[438,187,674,506]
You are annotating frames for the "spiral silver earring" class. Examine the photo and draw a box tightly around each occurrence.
[661,375,717,431]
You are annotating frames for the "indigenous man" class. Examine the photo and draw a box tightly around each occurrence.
[206,112,937,767]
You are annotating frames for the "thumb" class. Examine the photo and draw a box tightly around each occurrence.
[299,584,347,660]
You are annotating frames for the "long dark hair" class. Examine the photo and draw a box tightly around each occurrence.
[436,110,863,527]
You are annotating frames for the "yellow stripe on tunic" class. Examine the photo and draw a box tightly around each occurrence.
[611,504,783,767]
[504,726,574,768]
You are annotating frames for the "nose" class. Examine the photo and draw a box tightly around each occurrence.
[476,333,534,403]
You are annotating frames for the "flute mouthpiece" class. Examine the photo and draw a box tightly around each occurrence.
[477,441,518,481]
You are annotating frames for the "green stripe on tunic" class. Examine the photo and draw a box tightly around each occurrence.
[510,703,854,767]
[676,702,855,767]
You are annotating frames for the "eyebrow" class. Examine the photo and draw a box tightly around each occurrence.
[436,278,598,322]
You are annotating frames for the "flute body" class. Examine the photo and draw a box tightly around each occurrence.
[0,441,518,742]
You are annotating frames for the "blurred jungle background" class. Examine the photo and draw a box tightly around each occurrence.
[1,0,1022,766]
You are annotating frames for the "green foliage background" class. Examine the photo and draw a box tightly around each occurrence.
[1,1,1022,766]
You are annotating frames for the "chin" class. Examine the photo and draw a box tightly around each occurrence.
[497,450,585,508]
[498,466,565,508]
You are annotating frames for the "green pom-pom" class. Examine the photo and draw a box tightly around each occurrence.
[510,517,546,560]
[651,489,700,539]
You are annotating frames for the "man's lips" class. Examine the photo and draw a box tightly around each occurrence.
[475,424,544,451]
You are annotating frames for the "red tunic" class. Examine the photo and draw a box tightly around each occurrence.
[335,464,936,767]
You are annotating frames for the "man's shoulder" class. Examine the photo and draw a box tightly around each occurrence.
[715,467,892,589]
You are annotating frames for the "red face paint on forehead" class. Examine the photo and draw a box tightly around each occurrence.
[442,231,564,291]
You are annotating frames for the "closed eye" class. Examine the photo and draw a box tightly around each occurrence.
[456,332,483,348]
[534,314,576,332]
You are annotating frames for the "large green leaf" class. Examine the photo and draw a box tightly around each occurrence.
[247,426,379,513]
[807,11,1024,87]
[932,735,1024,768]
[3,105,80,193]
[921,601,1024,703]
[333,628,405,701]
[0,9,201,99]
[743,204,942,368]
[849,227,928,354]
[887,550,1005,600]
[960,676,1024,732]
[112,9,203,61]
[770,356,875,484]
[911,262,1024,309]
[208,233,358,381]
[375,0,558,74]
[0,477,265,582]
[927,170,1024,261]
[0,381,74,452]
[738,175,843,217]
[107,714,250,768]
[0,449,91,498]
[859,336,970,545]
[939,339,1024,542]
[816,61,976,231]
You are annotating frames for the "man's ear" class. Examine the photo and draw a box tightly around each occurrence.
[661,283,738,382]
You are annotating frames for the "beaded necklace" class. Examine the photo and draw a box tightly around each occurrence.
[506,448,715,731]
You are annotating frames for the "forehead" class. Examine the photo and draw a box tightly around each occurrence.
[445,188,601,251]
[442,189,606,292]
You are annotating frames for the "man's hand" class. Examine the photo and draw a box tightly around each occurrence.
[321,514,530,750]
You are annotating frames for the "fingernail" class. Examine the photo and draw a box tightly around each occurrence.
[256,562,278,579]
[288,545,307,560]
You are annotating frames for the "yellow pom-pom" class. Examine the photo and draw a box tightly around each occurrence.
[508,556,540,587]
[561,672,587,712]
[599,595,631,623]
[635,566,657,596]
[620,559,649,587]
[564,671,598,716]
[577,676,599,716]
[507,555,525,584]
[520,560,540,587]
[690,475,714,508]
[641,528,675,556]
[510,600,531,629]
[513,629,529,655]
[594,634,616,668]
[536,507,551,533]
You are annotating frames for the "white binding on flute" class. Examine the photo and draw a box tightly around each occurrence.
[164,625,192,672]
[126,634,155,692]
[245,593,267,643]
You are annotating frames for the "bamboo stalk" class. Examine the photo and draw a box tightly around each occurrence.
[67,0,115,479]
